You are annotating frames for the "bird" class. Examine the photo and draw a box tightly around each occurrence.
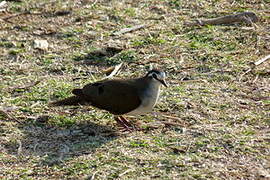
[50,69,168,131]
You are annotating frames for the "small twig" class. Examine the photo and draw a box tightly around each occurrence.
[102,63,123,79]
[119,169,133,177]
[253,54,270,66]
[17,140,22,155]
[184,12,258,26]
[90,0,98,8]
[161,114,183,122]
[170,79,207,84]
[58,144,70,162]
[90,171,99,180]
[181,79,207,83]
[33,143,39,153]
[2,11,31,22]
[239,54,270,81]
[10,80,41,92]
[252,74,259,83]
[162,121,185,127]
[156,113,191,127]
[239,68,252,81]
[2,11,43,23]
[112,24,146,36]
[0,109,22,124]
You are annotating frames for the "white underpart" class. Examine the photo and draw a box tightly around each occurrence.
[127,82,161,115]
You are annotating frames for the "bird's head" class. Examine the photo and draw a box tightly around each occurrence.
[146,69,168,87]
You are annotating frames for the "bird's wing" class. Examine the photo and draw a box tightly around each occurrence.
[80,79,142,115]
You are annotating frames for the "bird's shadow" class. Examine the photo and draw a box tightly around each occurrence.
[2,117,118,166]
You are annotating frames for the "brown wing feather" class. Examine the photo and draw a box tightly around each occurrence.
[80,79,141,115]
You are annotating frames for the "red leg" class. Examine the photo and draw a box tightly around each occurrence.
[115,116,132,131]
[114,116,142,131]
[120,116,143,130]
[119,116,132,126]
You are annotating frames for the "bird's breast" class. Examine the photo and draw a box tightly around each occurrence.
[127,85,160,115]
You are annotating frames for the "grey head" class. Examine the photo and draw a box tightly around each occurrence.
[145,69,168,87]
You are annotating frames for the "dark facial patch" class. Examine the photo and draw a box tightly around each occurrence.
[152,73,158,80]
[146,69,162,76]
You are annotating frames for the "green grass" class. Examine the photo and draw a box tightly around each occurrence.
[0,0,269,179]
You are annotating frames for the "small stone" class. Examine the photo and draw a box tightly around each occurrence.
[33,39,49,50]
[0,1,7,12]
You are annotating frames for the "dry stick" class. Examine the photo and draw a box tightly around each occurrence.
[161,114,183,121]
[103,63,123,79]
[112,24,146,36]
[90,171,99,180]
[161,114,190,127]
[2,11,43,23]
[0,109,22,124]
[239,68,253,81]
[252,74,259,83]
[89,0,98,8]
[239,54,270,81]
[153,113,190,127]
[17,140,23,155]
[162,121,186,127]
[10,80,41,92]
[253,54,270,66]
[2,11,31,22]
[184,12,258,26]
[119,169,133,177]
[169,79,207,85]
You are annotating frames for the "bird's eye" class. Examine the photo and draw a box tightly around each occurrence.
[152,73,157,79]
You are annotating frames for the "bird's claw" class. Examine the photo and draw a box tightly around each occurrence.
[115,116,142,132]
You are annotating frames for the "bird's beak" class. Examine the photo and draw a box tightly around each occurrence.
[159,79,168,87]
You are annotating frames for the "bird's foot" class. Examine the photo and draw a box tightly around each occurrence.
[115,116,142,132]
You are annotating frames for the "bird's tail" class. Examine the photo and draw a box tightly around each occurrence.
[49,96,87,106]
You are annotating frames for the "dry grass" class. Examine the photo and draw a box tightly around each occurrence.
[0,0,269,179]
